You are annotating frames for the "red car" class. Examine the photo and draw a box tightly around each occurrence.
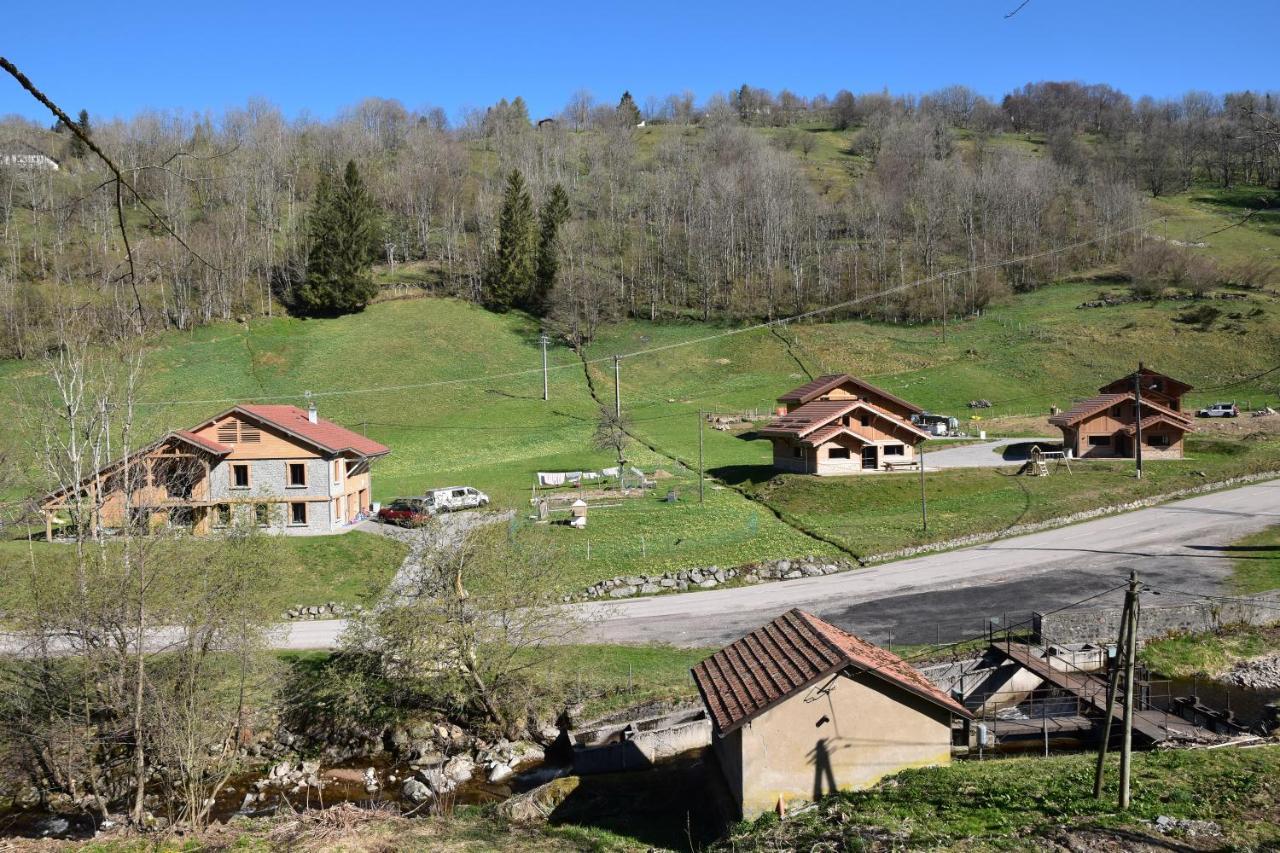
[377,497,432,527]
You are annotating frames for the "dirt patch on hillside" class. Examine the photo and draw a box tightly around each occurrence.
[1198,412,1280,439]
[982,414,1056,436]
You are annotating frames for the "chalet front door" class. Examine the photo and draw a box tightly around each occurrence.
[861,447,878,470]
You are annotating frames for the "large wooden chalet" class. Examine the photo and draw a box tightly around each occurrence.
[1049,367,1194,459]
[759,374,930,475]
[39,404,389,539]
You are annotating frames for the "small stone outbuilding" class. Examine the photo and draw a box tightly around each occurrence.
[691,609,971,819]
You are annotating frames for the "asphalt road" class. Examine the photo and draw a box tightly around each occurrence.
[269,478,1280,651]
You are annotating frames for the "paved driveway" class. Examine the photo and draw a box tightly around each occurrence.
[924,437,1061,469]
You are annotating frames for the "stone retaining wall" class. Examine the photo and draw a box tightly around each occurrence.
[1035,591,1280,644]
[568,556,854,601]
[569,471,1279,603]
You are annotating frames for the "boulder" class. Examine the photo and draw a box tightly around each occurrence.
[496,776,581,823]
[269,761,292,780]
[638,583,660,594]
[444,754,475,783]
[488,763,515,784]
[783,570,803,579]
[608,585,637,598]
[401,778,432,804]
[698,579,718,589]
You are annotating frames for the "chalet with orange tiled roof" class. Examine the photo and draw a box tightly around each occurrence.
[39,403,388,539]
[760,374,929,474]
[692,609,971,818]
[1049,367,1194,459]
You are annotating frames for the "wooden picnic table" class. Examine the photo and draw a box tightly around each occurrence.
[882,459,921,472]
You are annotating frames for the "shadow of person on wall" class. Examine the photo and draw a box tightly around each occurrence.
[809,737,839,801]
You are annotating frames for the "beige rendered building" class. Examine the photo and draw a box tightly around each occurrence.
[692,609,971,818]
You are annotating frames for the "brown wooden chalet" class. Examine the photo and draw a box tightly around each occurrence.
[1049,367,1194,459]
[39,404,389,540]
[759,374,929,475]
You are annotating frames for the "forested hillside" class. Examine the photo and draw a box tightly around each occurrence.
[2,81,1277,358]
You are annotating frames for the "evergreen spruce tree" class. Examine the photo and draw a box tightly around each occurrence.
[296,160,383,316]
[617,91,642,127]
[530,183,571,316]
[67,109,91,158]
[484,169,536,312]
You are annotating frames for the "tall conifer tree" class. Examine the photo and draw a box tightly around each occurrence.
[617,91,642,127]
[484,169,536,312]
[530,183,571,316]
[297,160,382,315]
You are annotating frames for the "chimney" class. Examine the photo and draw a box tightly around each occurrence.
[307,402,318,424]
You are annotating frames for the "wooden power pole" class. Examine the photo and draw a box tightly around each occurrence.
[1118,570,1140,809]
[918,441,928,531]
[1092,575,1135,798]
[613,355,621,418]
[540,333,550,401]
[698,411,705,504]
[1133,363,1144,479]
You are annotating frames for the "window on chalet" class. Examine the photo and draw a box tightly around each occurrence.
[289,502,307,526]
[884,444,905,456]
[287,462,307,487]
[792,447,803,458]
[1148,434,1170,447]
[214,504,231,527]
[231,464,250,488]
[1088,436,1111,446]
[254,503,270,527]
[828,447,850,460]
[859,414,871,428]
[332,460,342,483]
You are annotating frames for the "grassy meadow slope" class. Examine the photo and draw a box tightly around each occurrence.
[2,180,1279,593]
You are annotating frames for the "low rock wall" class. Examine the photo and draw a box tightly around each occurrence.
[568,556,854,601]
[1035,591,1280,645]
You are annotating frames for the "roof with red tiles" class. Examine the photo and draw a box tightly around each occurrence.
[216,405,390,458]
[1049,392,1193,428]
[691,609,971,736]
[1119,412,1196,436]
[760,400,931,442]
[1047,393,1131,427]
[777,373,924,414]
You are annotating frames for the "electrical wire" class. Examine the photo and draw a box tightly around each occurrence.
[132,220,1160,407]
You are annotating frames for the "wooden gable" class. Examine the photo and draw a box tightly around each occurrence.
[192,414,324,460]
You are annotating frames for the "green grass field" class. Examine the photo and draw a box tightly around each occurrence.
[722,747,1280,851]
[4,181,1280,599]
[0,529,406,613]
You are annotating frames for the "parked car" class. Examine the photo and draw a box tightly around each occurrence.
[425,486,490,513]
[377,497,432,526]
[1197,402,1239,418]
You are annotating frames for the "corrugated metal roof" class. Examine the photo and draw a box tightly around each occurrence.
[691,609,971,735]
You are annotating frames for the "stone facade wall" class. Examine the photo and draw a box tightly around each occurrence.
[1035,591,1280,644]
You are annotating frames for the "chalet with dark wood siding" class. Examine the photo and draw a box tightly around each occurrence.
[760,374,930,474]
[1049,367,1194,459]
[39,403,388,539]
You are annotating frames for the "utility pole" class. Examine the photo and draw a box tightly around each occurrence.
[1118,570,1140,810]
[1092,582,1134,798]
[1133,363,1144,480]
[919,441,928,531]
[698,411,705,504]
[613,354,621,418]
[539,333,550,402]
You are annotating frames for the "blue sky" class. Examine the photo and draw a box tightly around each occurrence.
[3,0,1277,124]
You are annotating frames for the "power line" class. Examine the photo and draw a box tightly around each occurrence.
[132,220,1160,408]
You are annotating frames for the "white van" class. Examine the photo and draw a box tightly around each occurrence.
[425,486,490,513]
